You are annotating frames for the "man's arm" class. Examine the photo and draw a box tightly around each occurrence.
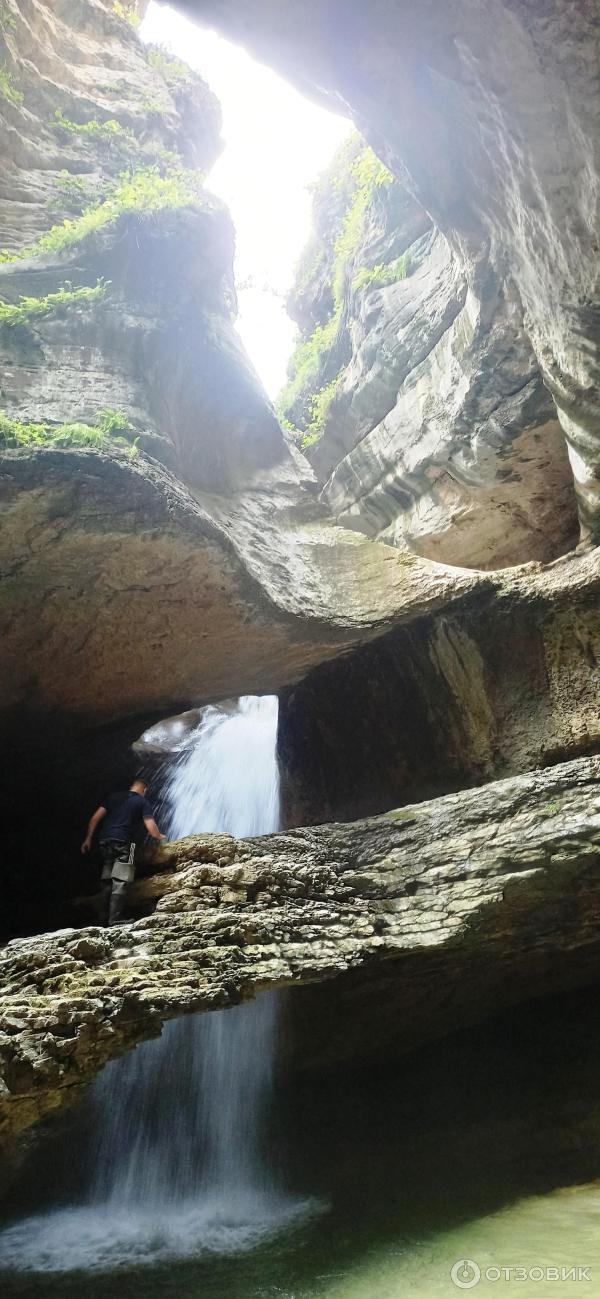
[144,816,167,843]
[81,806,106,854]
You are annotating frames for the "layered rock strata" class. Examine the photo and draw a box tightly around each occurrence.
[0,0,490,735]
[3,753,600,1144]
[279,545,600,824]
[179,0,600,543]
[3,0,598,744]
[280,138,578,569]
[0,0,219,250]
[2,451,599,936]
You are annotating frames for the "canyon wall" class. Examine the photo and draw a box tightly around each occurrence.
[0,0,489,744]
[178,0,600,548]
[279,136,578,569]
[279,549,600,825]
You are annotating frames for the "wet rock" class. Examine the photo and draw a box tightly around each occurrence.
[3,754,600,1143]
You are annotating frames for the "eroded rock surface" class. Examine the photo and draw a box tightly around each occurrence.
[3,754,600,1144]
[279,545,600,824]
[178,0,600,543]
[0,0,492,735]
[0,0,220,253]
[0,445,487,724]
[280,138,578,569]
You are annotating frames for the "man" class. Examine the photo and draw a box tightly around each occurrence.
[81,777,166,925]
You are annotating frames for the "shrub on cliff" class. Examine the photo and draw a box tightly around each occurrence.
[112,0,141,29]
[352,252,410,293]
[0,281,107,328]
[0,66,22,105]
[0,165,206,263]
[145,45,194,88]
[0,409,137,454]
[277,141,397,445]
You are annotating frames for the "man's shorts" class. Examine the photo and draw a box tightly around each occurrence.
[99,840,136,884]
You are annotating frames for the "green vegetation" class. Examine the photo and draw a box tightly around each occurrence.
[112,1,141,29]
[0,165,205,263]
[0,6,17,35]
[277,359,344,452]
[277,307,341,418]
[149,146,182,172]
[48,171,100,219]
[0,409,137,454]
[0,66,22,104]
[352,251,410,293]
[52,109,135,147]
[302,372,343,448]
[331,147,393,303]
[0,281,107,328]
[138,96,165,117]
[279,415,302,440]
[278,144,395,442]
[145,45,193,88]
[95,408,133,436]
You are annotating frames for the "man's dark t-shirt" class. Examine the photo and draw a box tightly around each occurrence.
[100,791,154,844]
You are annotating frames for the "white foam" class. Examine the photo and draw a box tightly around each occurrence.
[0,1192,322,1273]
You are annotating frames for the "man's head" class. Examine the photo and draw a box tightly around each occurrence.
[130,776,148,796]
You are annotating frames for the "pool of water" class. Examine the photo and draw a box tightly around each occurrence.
[2,987,600,1298]
[1,1181,600,1298]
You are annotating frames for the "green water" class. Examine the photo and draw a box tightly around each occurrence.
[2,989,600,1298]
[2,1181,600,1298]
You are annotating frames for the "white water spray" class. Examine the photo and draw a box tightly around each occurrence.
[166,695,280,840]
[0,697,312,1274]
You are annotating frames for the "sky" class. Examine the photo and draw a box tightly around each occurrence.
[140,4,351,398]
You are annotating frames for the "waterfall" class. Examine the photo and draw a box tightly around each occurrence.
[165,695,280,839]
[0,696,311,1274]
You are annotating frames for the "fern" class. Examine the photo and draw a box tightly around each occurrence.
[0,281,107,328]
[0,411,138,454]
[352,252,410,293]
[0,65,22,104]
[0,165,206,263]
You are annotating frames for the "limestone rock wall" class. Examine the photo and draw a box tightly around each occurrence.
[0,0,490,739]
[0,0,220,254]
[283,144,578,569]
[178,0,600,547]
[279,550,600,825]
[0,0,293,494]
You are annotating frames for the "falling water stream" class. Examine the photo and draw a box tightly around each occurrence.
[3,700,600,1294]
[0,697,313,1273]
[165,695,280,840]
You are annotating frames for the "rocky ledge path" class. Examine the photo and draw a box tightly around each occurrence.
[2,753,600,1146]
